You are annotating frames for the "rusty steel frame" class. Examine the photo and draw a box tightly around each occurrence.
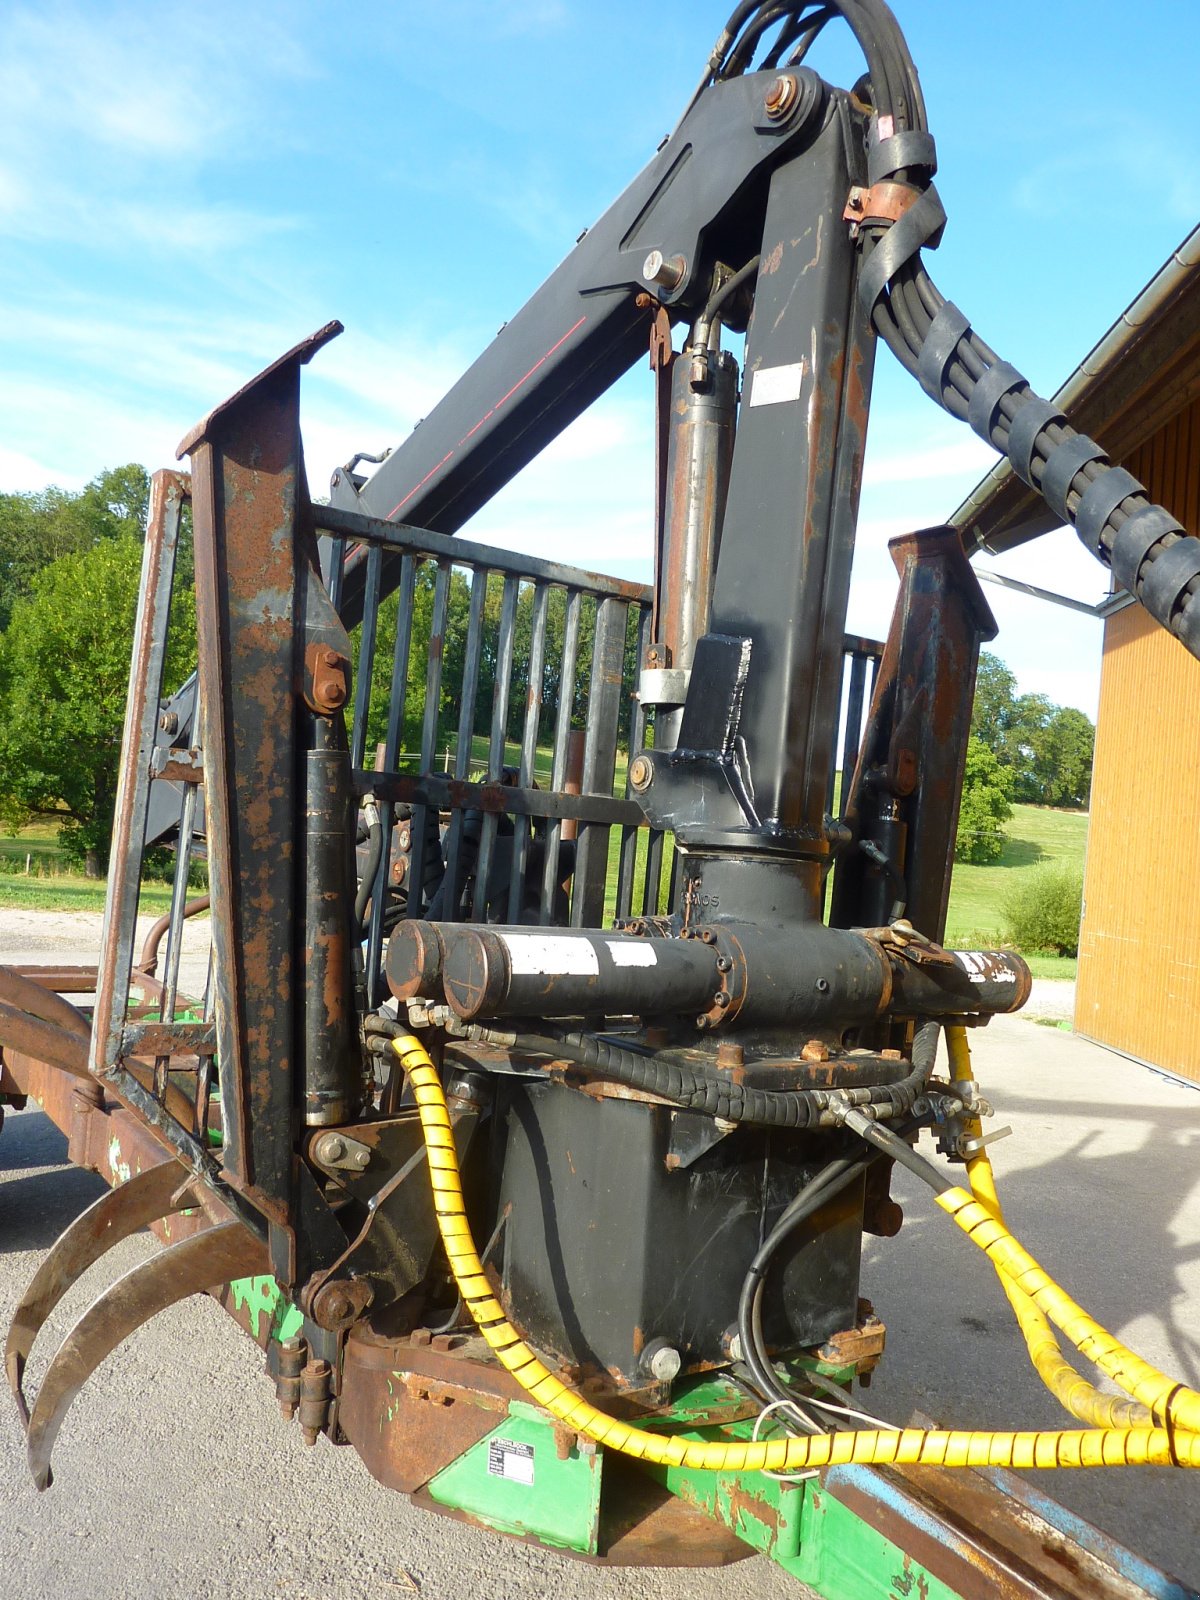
[830,527,999,943]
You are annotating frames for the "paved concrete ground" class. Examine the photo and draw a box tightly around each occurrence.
[2,930,1198,1595]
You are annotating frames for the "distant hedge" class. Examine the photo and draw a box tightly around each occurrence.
[1002,865,1083,956]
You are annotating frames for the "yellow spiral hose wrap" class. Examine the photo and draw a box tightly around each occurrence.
[943,1025,1152,1431]
[391,1034,1200,1471]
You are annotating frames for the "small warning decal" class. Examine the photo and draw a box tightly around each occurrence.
[487,1437,535,1486]
[606,939,657,967]
[748,360,807,407]
[501,933,599,976]
[955,951,1015,985]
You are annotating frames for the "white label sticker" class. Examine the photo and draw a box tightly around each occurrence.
[606,940,657,968]
[749,361,807,407]
[501,933,599,976]
[955,951,1015,986]
[487,1437,535,1485]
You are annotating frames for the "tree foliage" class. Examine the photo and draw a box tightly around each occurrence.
[0,464,150,631]
[954,736,1014,864]
[0,465,197,876]
[969,650,1095,810]
[354,565,640,771]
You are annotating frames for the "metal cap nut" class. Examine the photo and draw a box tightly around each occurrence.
[642,249,685,291]
[628,754,654,792]
[764,73,798,120]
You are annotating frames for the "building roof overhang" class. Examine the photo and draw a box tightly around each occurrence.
[951,226,1200,556]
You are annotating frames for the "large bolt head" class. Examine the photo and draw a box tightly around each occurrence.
[642,249,685,290]
[649,1344,682,1383]
[628,753,653,792]
[764,73,798,120]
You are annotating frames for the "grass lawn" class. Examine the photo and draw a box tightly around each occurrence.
[0,819,175,914]
[945,803,1088,979]
[1,784,1088,981]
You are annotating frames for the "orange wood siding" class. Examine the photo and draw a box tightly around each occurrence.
[1075,400,1200,1079]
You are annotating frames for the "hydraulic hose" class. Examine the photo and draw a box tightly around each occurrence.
[702,3,1200,658]
[391,1033,1200,1471]
[512,1025,933,1130]
[737,1152,874,1409]
[355,799,383,938]
[841,1110,1200,1445]
[944,1025,1150,1430]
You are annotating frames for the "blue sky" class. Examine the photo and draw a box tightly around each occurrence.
[3,0,1198,718]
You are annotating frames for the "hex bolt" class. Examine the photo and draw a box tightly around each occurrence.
[159,711,179,735]
[712,991,730,1008]
[764,73,798,120]
[275,1336,306,1422]
[715,954,732,973]
[642,249,685,290]
[628,754,654,792]
[649,1344,682,1383]
[323,1289,354,1324]
[314,1132,346,1165]
[298,1358,332,1446]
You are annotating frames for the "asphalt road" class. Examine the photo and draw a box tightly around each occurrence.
[2,987,1198,1596]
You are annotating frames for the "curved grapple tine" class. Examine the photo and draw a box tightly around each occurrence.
[6,1160,192,1428]
[26,1219,268,1490]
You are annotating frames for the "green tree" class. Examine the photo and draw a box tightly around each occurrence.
[969,651,1095,811]
[1031,706,1094,808]
[970,651,1018,751]
[0,535,196,875]
[954,735,1014,863]
[0,463,150,630]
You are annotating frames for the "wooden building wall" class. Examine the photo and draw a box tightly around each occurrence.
[1075,398,1200,1080]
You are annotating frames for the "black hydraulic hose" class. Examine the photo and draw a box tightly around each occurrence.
[513,1019,939,1129]
[842,1109,954,1195]
[355,808,384,937]
[737,1154,875,1407]
[701,254,761,326]
[772,0,1200,656]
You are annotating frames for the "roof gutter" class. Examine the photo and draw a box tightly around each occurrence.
[950,223,1200,555]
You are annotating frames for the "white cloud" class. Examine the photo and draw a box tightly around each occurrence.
[1011,115,1200,226]
[863,436,995,489]
[0,445,85,494]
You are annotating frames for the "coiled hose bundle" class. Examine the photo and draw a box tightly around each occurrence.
[510,1022,937,1129]
[390,1031,1200,1472]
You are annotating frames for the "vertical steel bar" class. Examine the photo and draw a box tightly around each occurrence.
[382,555,418,769]
[326,535,347,613]
[616,603,653,920]
[838,651,868,817]
[507,581,549,921]
[349,544,383,771]
[442,566,488,922]
[642,829,665,917]
[159,783,198,1028]
[409,561,451,918]
[366,555,416,1004]
[540,588,582,923]
[472,574,519,920]
[572,595,627,927]
[91,469,187,1079]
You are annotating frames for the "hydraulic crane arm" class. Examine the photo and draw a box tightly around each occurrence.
[335,0,1200,668]
[331,67,835,621]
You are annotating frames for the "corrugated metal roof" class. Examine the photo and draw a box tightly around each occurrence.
[950,224,1200,554]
